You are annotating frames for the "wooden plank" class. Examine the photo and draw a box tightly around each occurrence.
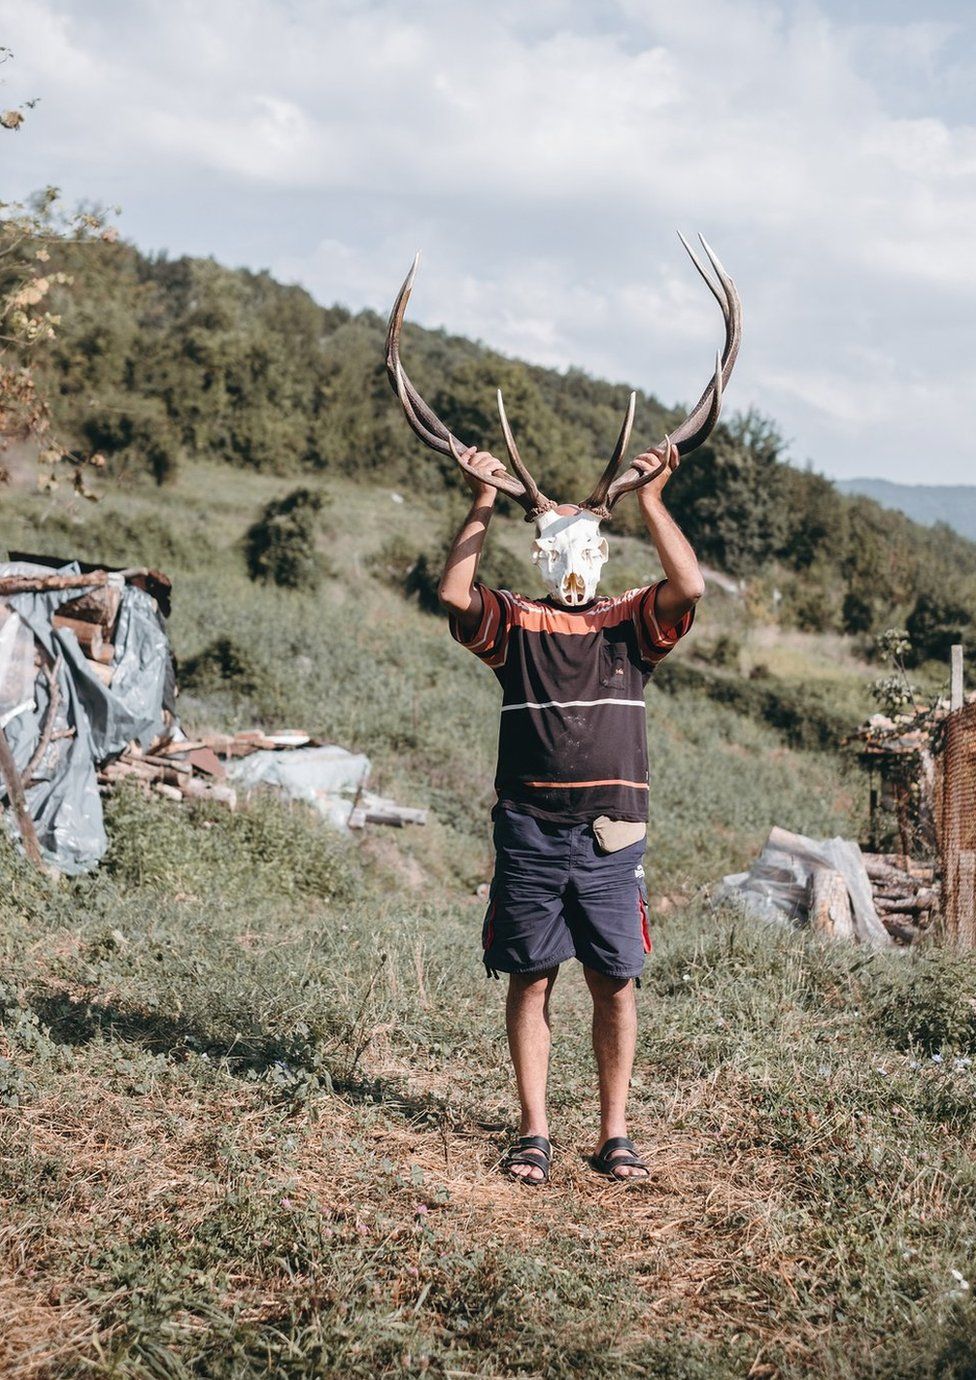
[950,644,964,712]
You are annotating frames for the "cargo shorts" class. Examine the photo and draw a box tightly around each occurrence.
[481,804,652,981]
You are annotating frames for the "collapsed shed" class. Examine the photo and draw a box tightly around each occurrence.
[0,557,175,873]
[0,555,425,875]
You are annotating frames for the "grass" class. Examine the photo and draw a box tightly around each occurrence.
[1,467,974,1376]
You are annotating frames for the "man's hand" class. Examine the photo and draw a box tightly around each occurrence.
[460,447,508,502]
[633,441,680,507]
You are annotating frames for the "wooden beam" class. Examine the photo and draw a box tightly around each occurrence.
[0,723,44,869]
[951,644,964,712]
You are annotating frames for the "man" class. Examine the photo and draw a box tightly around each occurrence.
[438,442,703,1184]
[383,237,739,1183]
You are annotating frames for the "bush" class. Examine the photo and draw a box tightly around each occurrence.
[905,590,971,666]
[370,529,535,617]
[178,636,266,698]
[243,487,326,589]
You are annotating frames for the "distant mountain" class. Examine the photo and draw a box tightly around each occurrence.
[835,479,976,542]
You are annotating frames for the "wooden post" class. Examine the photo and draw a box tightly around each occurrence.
[950,644,964,712]
[0,723,44,869]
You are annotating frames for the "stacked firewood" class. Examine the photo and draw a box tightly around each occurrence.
[51,581,123,687]
[98,736,238,809]
[862,852,939,945]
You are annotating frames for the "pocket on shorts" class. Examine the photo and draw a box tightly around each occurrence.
[482,897,497,952]
[636,879,652,954]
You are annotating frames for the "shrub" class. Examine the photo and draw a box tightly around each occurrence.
[905,590,971,666]
[243,487,326,590]
[178,636,265,698]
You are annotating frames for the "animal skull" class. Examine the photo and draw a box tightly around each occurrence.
[532,507,609,607]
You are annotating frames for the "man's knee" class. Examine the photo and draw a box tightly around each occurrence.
[584,967,634,1005]
[508,968,558,1003]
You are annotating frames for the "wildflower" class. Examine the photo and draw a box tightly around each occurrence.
[415,1203,428,1216]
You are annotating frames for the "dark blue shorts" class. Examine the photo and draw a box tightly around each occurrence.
[482,805,652,980]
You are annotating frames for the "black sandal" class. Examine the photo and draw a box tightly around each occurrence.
[500,1135,551,1185]
[590,1136,650,1182]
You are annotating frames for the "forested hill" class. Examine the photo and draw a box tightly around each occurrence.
[38,239,976,642]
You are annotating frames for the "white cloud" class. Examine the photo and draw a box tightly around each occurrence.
[2,0,976,481]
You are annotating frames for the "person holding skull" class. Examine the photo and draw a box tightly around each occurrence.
[386,236,741,1184]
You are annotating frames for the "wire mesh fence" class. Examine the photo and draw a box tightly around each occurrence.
[935,699,976,949]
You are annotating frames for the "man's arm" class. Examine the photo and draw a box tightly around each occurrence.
[438,447,509,638]
[633,443,705,627]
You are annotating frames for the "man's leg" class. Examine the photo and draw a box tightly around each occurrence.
[505,967,558,1181]
[584,967,647,1178]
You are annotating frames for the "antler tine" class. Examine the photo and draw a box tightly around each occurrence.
[496,390,554,519]
[386,258,542,514]
[580,391,637,516]
[657,233,740,460]
[677,231,727,313]
[598,235,741,516]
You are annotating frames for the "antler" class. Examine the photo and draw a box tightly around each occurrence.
[386,254,554,521]
[580,233,742,518]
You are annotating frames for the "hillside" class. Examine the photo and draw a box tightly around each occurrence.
[836,478,976,543]
[28,237,976,650]
[3,237,976,1377]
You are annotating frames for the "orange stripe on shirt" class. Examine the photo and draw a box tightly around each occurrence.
[522,778,650,790]
[508,590,642,636]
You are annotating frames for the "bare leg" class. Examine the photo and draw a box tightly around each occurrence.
[504,968,558,1181]
[585,967,647,1178]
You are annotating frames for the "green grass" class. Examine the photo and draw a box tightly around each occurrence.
[2,468,973,1377]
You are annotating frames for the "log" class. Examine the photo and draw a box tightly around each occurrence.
[53,614,105,654]
[882,916,919,945]
[154,782,183,802]
[876,889,938,915]
[865,861,918,890]
[58,583,121,628]
[86,661,114,687]
[807,868,854,941]
[0,568,147,596]
[766,827,892,947]
[141,753,191,775]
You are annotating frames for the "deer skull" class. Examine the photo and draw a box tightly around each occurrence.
[532,507,609,606]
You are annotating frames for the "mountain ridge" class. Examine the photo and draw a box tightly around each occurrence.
[835,478,976,542]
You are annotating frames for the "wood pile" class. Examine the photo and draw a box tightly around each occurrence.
[861,852,939,945]
[96,731,319,810]
[719,826,940,947]
[51,582,123,686]
[97,729,429,828]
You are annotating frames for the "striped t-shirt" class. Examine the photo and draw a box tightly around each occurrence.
[451,581,694,824]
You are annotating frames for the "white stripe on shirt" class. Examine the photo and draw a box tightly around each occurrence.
[500,697,647,713]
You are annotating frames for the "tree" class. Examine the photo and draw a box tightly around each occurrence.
[1,50,113,495]
[905,591,971,666]
[666,409,791,575]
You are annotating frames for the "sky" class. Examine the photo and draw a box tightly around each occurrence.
[2,0,975,484]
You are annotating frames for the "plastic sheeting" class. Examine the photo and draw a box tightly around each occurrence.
[227,745,371,832]
[0,560,177,874]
